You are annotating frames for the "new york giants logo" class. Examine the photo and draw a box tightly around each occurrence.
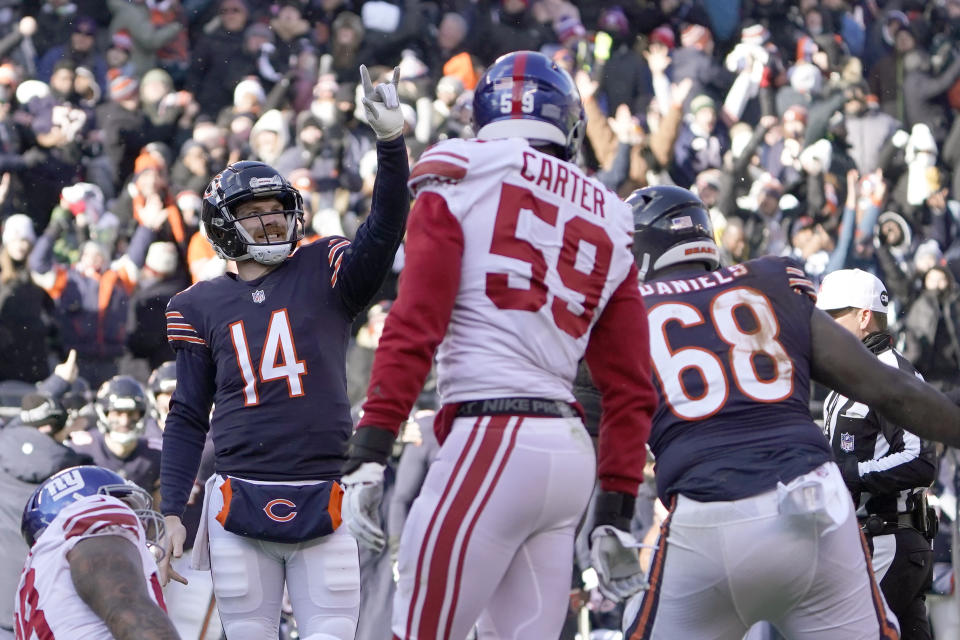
[264,499,297,522]
[45,468,85,500]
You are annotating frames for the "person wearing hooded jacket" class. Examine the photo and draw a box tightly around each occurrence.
[0,353,92,638]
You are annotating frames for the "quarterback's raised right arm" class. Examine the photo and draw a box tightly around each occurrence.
[810,307,960,446]
[69,535,179,640]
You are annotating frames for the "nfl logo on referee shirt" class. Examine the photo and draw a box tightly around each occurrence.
[840,433,855,452]
[252,289,265,304]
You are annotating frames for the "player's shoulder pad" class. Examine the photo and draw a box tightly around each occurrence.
[408,139,473,196]
[58,495,141,542]
[749,255,817,302]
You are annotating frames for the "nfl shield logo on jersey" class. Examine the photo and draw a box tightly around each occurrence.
[840,432,855,452]
[252,289,266,304]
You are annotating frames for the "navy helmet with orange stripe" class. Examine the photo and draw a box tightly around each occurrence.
[202,161,305,266]
[473,50,585,161]
[21,466,163,548]
[626,185,720,282]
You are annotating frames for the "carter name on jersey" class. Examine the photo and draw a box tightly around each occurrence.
[519,150,607,217]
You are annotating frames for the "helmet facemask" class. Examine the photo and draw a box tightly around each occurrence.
[231,201,303,266]
[98,482,166,560]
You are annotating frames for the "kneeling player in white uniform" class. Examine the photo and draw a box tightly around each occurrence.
[16,465,176,640]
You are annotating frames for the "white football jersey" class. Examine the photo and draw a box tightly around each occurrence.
[409,137,636,403]
[15,494,165,640]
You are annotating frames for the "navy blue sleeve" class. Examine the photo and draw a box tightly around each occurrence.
[336,135,410,316]
[36,373,71,399]
[160,347,215,517]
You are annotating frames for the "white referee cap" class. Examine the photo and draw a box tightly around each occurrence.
[816,269,889,314]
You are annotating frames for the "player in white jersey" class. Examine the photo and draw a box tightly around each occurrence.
[339,51,658,640]
[16,466,177,640]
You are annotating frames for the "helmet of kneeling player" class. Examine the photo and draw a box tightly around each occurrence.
[202,161,305,266]
[95,376,148,448]
[473,50,585,161]
[626,185,720,282]
[21,465,164,550]
[146,361,176,428]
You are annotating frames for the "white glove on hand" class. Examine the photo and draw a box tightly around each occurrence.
[360,65,403,141]
[341,462,386,552]
[589,524,648,602]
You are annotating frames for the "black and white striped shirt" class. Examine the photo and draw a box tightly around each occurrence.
[822,332,939,516]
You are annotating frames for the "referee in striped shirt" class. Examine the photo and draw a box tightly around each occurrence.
[818,268,938,640]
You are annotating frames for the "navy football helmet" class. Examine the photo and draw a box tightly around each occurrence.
[95,375,148,444]
[473,51,585,161]
[627,185,720,281]
[202,161,305,266]
[147,361,176,399]
[21,466,164,549]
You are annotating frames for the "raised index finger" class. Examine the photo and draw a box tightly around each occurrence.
[391,66,400,88]
[360,65,374,96]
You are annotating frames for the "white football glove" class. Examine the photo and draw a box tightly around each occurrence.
[360,64,403,141]
[589,524,649,602]
[341,462,386,552]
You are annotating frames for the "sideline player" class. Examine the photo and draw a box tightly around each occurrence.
[819,269,937,640]
[340,51,658,639]
[158,65,409,639]
[622,185,960,639]
[16,465,175,640]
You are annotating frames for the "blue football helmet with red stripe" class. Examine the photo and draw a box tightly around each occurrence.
[21,466,162,548]
[473,50,585,161]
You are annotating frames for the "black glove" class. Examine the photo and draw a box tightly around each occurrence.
[342,426,396,475]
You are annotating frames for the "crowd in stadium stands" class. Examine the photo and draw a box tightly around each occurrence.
[4,0,960,637]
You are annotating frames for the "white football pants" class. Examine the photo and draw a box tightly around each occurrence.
[207,474,361,640]
[392,414,596,640]
[623,461,900,640]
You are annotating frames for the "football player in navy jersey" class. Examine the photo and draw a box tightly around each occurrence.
[158,66,409,640]
[622,185,960,640]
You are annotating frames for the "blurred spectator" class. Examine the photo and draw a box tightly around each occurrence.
[170,140,211,194]
[671,24,733,111]
[107,0,188,81]
[37,15,107,93]
[903,46,960,145]
[0,214,57,383]
[470,0,553,64]
[125,241,188,374]
[186,0,255,118]
[870,23,918,123]
[28,212,152,387]
[671,93,730,188]
[596,6,651,113]
[902,264,960,392]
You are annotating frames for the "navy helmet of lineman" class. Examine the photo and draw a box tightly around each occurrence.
[95,375,149,449]
[626,185,720,282]
[472,50,585,161]
[201,161,305,266]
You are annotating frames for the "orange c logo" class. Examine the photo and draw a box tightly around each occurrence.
[264,498,298,522]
